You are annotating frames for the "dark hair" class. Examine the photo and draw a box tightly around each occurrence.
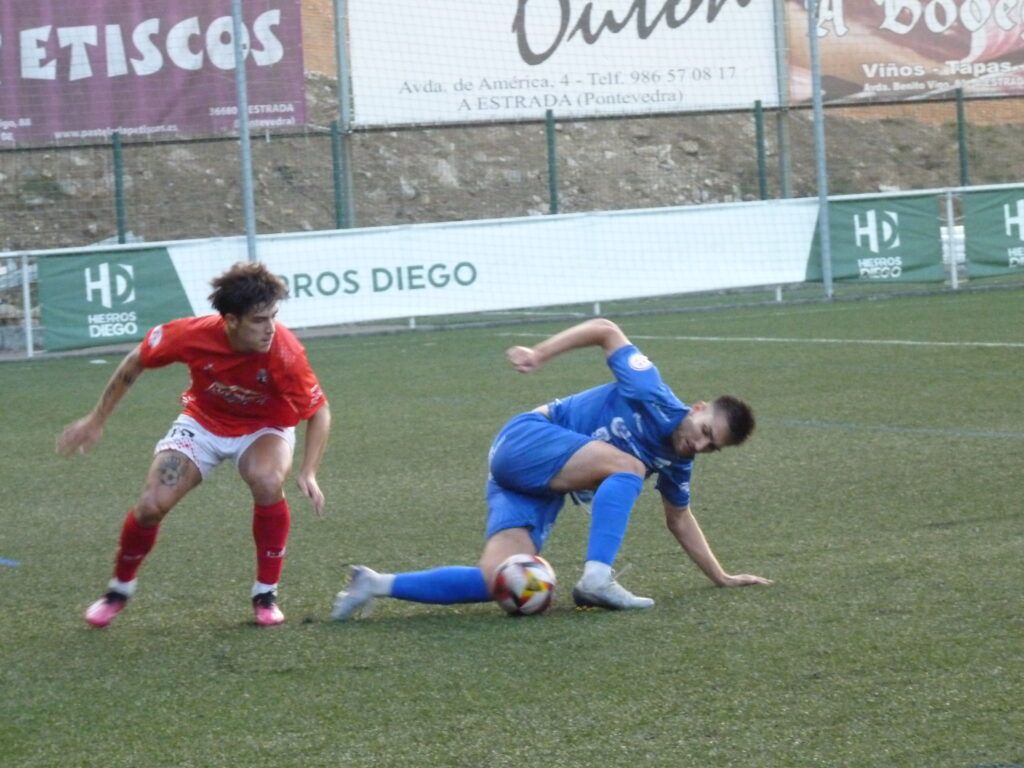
[713,395,755,446]
[208,262,288,317]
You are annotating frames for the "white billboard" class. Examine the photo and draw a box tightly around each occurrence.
[348,0,781,127]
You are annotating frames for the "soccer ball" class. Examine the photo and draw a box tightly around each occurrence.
[492,554,557,616]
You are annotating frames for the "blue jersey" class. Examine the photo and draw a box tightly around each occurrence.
[546,344,694,507]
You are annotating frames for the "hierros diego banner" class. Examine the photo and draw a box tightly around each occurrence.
[37,248,193,350]
[962,187,1024,277]
[37,198,820,350]
[805,195,945,282]
[0,0,305,146]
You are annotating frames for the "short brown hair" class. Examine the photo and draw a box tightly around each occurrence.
[208,262,288,317]
[713,395,755,446]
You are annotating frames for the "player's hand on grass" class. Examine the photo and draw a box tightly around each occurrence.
[56,414,104,457]
[719,573,773,587]
[296,472,325,517]
[506,346,541,373]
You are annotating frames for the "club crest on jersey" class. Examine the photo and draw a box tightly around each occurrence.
[256,369,268,384]
[628,352,653,371]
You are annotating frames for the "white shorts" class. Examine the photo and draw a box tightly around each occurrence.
[155,415,295,479]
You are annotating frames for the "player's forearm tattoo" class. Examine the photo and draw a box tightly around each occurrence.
[158,455,184,487]
[99,369,137,410]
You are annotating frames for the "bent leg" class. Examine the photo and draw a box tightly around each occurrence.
[358,528,536,606]
[239,434,294,594]
[388,526,538,604]
[550,441,645,569]
[115,449,202,583]
[548,440,644,493]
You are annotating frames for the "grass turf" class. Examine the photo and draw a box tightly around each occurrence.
[1,289,1021,767]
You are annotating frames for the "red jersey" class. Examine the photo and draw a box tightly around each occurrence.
[139,315,327,437]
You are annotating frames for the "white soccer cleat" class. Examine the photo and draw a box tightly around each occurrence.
[330,565,378,621]
[571,573,654,610]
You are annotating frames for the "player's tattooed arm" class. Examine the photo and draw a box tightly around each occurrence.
[57,344,145,456]
[94,345,145,421]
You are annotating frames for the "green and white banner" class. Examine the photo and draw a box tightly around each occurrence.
[38,199,820,350]
[806,196,945,283]
[38,248,192,351]
[962,188,1024,279]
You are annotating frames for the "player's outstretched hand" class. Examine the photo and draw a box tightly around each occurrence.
[506,345,541,373]
[719,573,773,587]
[56,414,104,457]
[297,472,325,517]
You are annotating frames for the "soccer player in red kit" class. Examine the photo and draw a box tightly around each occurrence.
[57,262,331,628]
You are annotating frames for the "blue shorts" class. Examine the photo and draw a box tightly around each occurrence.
[485,412,592,551]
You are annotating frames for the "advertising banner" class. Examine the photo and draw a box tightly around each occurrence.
[0,0,305,146]
[38,198,820,350]
[786,0,1024,103]
[348,0,780,126]
[37,248,193,350]
[962,187,1024,277]
[806,195,945,282]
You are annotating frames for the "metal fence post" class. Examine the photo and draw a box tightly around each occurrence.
[546,109,559,215]
[112,132,127,244]
[21,253,34,358]
[331,121,345,229]
[231,0,258,261]
[771,0,792,198]
[956,88,970,187]
[333,0,356,228]
[945,190,960,290]
[755,100,768,200]
[807,0,833,298]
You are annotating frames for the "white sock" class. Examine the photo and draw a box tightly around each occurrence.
[372,572,396,596]
[252,581,278,598]
[582,560,612,585]
[107,577,137,597]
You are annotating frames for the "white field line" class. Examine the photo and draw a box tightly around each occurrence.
[500,333,1024,349]
[770,419,1024,440]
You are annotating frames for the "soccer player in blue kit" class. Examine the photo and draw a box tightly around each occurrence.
[331,318,771,618]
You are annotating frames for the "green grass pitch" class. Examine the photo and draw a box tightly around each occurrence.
[1,289,1021,768]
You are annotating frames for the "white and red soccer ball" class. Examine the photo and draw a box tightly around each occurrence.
[492,554,557,616]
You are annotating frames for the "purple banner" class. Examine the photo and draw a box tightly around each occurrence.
[0,0,305,146]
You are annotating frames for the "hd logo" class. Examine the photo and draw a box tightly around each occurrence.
[85,262,135,308]
[1003,199,1024,267]
[84,263,139,338]
[854,209,900,253]
[854,210,903,279]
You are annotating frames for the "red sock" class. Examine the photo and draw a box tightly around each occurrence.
[253,499,290,586]
[113,510,160,583]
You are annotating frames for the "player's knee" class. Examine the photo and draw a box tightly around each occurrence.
[246,469,286,503]
[134,495,171,526]
[608,452,645,479]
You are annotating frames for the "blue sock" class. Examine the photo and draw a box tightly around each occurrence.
[586,472,644,565]
[391,566,491,604]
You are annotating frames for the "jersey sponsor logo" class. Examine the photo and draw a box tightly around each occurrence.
[206,381,269,406]
[628,352,653,371]
[148,325,164,348]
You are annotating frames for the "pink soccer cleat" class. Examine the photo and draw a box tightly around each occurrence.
[84,591,129,628]
[252,592,285,626]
